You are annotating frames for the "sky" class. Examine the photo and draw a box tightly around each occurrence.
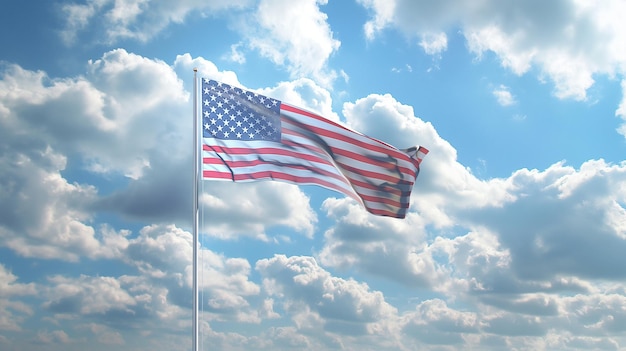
[1,0,626,350]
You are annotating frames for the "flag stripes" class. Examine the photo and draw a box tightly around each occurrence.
[201,79,427,218]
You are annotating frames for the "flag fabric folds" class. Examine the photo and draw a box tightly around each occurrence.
[201,79,428,218]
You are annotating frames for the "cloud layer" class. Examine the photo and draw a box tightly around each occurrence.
[1,0,626,349]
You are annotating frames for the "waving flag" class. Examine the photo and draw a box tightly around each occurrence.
[201,79,428,218]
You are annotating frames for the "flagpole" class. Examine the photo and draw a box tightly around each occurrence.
[192,68,200,351]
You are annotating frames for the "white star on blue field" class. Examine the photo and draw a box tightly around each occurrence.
[1,1,626,350]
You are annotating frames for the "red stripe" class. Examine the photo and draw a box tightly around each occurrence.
[367,207,407,218]
[281,105,411,161]
[204,144,334,168]
[202,168,407,210]
[202,169,360,201]
[348,177,413,196]
[359,193,409,208]
[202,156,349,185]
[282,127,417,177]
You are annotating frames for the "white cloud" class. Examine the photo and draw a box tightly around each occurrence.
[318,199,439,287]
[358,0,396,40]
[401,299,479,346]
[79,323,124,345]
[258,78,340,122]
[61,0,340,86]
[118,224,261,322]
[60,0,253,44]
[0,49,189,180]
[226,43,247,64]
[0,50,197,261]
[3,38,626,348]
[0,145,102,261]
[244,0,341,85]
[257,255,397,329]
[36,330,72,345]
[0,52,326,276]
[419,32,448,56]
[493,84,516,106]
[358,0,626,103]
[0,263,37,298]
[43,275,137,315]
[0,265,36,332]
[198,182,317,241]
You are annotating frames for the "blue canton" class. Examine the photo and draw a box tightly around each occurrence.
[202,79,281,142]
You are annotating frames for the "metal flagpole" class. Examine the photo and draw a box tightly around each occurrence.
[192,68,200,351]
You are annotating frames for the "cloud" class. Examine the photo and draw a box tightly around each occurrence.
[257,255,397,331]
[0,50,192,261]
[2,36,626,348]
[0,265,36,332]
[35,330,72,345]
[0,143,103,261]
[24,223,263,348]
[318,200,439,287]
[419,32,448,56]
[358,0,626,103]
[492,84,516,106]
[258,77,340,122]
[401,299,479,345]
[242,0,341,85]
[462,160,626,282]
[60,0,253,44]
[60,0,340,86]
[310,90,626,349]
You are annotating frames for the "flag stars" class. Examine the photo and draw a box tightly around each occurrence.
[202,80,281,142]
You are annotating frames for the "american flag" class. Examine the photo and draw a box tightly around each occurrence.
[201,79,428,218]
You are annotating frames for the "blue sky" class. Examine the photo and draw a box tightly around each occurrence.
[1,0,626,350]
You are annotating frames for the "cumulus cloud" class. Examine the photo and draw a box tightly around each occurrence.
[60,0,340,85]
[0,265,36,332]
[0,50,190,261]
[0,143,103,261]
[492,84,516,106]
[258,78,339,122]
[419,32,448,56]
[60,0,253,44]
[257,255,397,332]
[27,223,265,349]
[2,34,626,348]
[318,200,438,287]
[358,0,626,104]
[307,88,626,349]
[242,0,341,85]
